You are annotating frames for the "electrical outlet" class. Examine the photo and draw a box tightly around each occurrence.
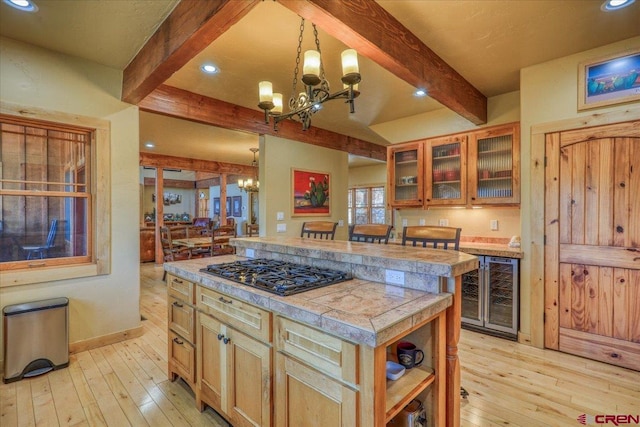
[439,219,448,226]
[245,248,255,258]
[338,220,344,227]
[276,212,284,221]
[385,269,405,286]
[402,219,408,227]
[276,223,286,232]
[419,219,426,226]
[490,219,499,231]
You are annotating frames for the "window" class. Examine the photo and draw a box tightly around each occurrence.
[347,186,386,225]
[0,106,110,285]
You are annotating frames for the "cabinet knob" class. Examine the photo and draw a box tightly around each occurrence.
[223,337,231,345]
[217,334,224,341]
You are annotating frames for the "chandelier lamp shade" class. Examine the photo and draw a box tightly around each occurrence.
[258,18,361,131]
[238,148,260,193]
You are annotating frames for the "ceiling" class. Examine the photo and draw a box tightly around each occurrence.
[1,0,639,168]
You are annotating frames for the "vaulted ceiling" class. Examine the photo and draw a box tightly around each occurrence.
[1,0,639,167]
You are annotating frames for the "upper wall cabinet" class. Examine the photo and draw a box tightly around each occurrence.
[388,142,424,207]
[467,123,520,206]
[425,135,468,206]
[387,122,520,209]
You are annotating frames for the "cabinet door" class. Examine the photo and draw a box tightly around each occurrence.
[388,142,424,207]
[274,353,357,427]
[169,330,195,385]
[425,136,467,206]
[227,328,272,427]
[197,313,224,412]
[468,123,520,205]
[168,296,195,344]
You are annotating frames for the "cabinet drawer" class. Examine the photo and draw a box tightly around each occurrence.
[167,274,195,304]
[197,287,271,343]
[168,296,195,344]
[275,316,358,385]
[169,330,195,385]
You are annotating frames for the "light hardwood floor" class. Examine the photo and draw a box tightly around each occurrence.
[1,263,639,426]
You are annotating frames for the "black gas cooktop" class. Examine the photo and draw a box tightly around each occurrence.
[200,258,352,296]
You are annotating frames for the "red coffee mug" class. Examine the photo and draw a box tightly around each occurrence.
[397,341,424,369]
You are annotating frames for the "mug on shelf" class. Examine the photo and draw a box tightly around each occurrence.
[396,341,424,369]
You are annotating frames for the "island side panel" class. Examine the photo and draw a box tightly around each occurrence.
[446,276,462,427]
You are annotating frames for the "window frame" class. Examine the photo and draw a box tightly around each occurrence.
[347,185,386,225]
[0,102,111,286]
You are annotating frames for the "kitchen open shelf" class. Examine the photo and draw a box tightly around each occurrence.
[385,367,435,423]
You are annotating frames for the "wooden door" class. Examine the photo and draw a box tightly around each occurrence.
[545,121,640,370]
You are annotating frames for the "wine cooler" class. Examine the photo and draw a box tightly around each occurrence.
[461,256,519,338]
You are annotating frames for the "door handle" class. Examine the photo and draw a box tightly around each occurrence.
[173,301,183,308]
[218,296,233,304]
[173,337,184,345]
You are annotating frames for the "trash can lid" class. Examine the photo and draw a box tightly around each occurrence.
[3,297,69,316]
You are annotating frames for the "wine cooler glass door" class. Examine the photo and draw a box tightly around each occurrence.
[461,265,482,326]
[484,257,519,335]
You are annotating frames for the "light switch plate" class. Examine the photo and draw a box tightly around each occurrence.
[276,212,284,221]
[338,220,344,227]
[419,219,426,226]
[402,219,408,227]
[276,223,286,232]
[490,219,499,230]
[385,269,405,286]
[439,219,448,226]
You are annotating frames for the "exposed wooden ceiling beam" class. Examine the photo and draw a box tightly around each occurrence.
[277,0,487,125]
[140,151,257,175]
[122,0,260,104]
[139,85,387,161]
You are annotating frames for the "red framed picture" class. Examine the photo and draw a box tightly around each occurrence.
[291,168,331,217]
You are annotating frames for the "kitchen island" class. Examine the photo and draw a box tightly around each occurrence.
[165,237,477,427]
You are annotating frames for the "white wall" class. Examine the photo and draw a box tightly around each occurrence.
[0,37,141,355]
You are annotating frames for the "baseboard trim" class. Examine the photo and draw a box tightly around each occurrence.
[69,325,144,354]
[518,331,532,345]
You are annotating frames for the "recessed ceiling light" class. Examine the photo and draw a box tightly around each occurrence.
[601,0,635,11]
[414,89,427,97]
[201,64,218,74]
[144,142,155,148]
[3,0,38,12]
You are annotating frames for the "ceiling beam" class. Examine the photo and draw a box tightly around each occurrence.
[139,85,387,161]
[122,0,260,104]
[140,152,257,175]
[277,0,487,125]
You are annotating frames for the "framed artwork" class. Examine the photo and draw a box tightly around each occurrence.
[232,196,242,217]
[291,168,331,217]
[578,48,640,111]
[213,197,220,215]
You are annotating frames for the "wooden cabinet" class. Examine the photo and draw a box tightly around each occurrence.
[167,274,197,390]
[425,135,468,206]
[388,143,424,207]
[196,287,272,427]
[388,122,520,208]
[274,316,358,427]
[468,123,520,205]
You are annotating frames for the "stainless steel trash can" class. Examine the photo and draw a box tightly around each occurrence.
[3,297,69,383]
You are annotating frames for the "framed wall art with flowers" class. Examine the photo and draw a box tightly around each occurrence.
[291,168,331,217]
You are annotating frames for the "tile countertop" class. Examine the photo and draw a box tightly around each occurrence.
[165,256,453,348]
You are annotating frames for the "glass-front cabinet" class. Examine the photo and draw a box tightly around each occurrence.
[388,142,424,207]
[425,135,467,206]
[468,123,520,205]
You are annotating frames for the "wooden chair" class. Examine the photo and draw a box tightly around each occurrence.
[191,217,212,236]
[401,226,461,250]
[246,223,259,237]
[22,219,58,260]
[300,221,338,240]
[211,225,236,256]
[160,226,191,262]
[348,224,392,244]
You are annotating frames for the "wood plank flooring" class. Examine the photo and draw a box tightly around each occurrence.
[1,263,639,426]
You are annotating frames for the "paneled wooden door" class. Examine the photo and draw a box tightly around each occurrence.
[545,121,640,371]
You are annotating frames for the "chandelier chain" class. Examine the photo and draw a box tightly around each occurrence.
[290,18,305,103]
[312,24,326,82]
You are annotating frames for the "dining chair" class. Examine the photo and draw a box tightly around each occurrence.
[300,221,338,240]
[246,223,259,237]
[22,219,58,260]
[348,224,392,244]
[211,225,236,256]
[401,225,461,250]
[160,226,191,262]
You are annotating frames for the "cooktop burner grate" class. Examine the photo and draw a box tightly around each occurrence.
[200,258,352,296]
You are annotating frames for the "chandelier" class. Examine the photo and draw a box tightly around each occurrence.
[238,148,259,193]
[258,18,361,131]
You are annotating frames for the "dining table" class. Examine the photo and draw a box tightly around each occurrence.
[172,236,231,249]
